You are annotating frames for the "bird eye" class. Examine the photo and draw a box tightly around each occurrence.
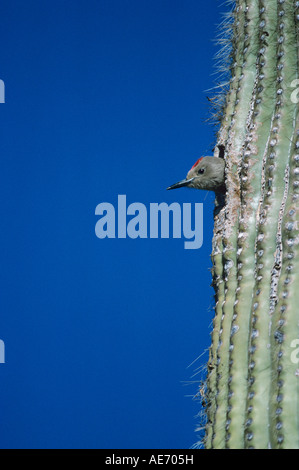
[198,168,205,174]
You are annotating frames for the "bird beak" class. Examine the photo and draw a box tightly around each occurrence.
[167,177,195,190]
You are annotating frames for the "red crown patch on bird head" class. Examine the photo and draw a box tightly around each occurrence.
[190,157,203,170]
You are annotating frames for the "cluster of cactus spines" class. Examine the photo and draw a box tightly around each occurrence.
[204,0,299,449]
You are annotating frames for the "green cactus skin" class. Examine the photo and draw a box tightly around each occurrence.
[204,0,299,449]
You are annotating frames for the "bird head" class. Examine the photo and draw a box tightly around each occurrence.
[167,156,225,193]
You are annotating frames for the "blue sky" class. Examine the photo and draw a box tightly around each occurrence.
[0,0,227,449]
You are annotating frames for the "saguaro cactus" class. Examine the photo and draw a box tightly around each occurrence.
[204,0,299,449]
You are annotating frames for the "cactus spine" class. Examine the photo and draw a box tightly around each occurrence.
[205,0,299,449]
